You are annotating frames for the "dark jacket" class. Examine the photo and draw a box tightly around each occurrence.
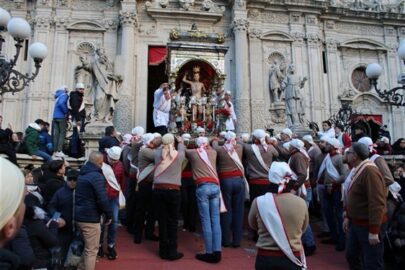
[75,161,112,223]
[38,129,53,154]
[23,126,40,155]
[98,136,120,154]
[48,183,74,233]
[52,89,68,119]
[69,91,85,121]
[24,219,59,269]
[41,173,65,206]
[0,129,17,165]
[0,248,20,270]
[5,225,35,270]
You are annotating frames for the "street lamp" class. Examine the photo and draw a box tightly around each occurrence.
[366,40,405,107]
[0,7,47,96]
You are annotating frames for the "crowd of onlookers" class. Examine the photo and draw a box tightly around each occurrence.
[2,104,405,270]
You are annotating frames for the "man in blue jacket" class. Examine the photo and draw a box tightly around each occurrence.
[75,151,112,270]
[52,86,69,158]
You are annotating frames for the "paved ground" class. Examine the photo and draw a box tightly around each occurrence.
[96,225,348,270]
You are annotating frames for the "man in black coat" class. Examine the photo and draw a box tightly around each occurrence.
[69,83,86,132]
[75,151,112,270]
[48,169,79,262]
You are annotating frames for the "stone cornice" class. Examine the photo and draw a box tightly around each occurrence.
[145,7,224,23]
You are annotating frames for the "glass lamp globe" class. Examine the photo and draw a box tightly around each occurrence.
[7,17,31,39]
[28,42,48,60]
[366,63,382,79]
[0,8,11,30]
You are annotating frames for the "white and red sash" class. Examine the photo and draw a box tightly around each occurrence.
[251,144,269,172]
[223,143,250,200]
[257,193,307,269]
[347,160,376,194]
[102,163,126,208]
[137,163,155,184]
[317,154,340,182]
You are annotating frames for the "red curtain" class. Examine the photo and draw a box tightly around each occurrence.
[352,114,382,125]
[148,47,167,66]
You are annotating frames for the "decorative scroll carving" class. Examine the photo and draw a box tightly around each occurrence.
[169,24,225,44]
[179,0,195,11]
[32,16,53,30]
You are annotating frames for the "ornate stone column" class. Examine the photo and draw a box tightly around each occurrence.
[114,10,137,133]
[248,28,266,129]
[232,18,251,133]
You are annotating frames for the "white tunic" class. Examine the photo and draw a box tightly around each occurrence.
[225,101,237,131]
[153,88,171,127]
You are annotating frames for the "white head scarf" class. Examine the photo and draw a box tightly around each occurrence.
[252,129,268,151]
[122,134,132,146]
[107,146,122,160]
[289,139,310,160]
[132,126,145,136]
[141,133,154,147]
[0,157,25,230]
[268,161,295,194]
[281,128,293,139]
[358,137,375,153]
[196,136,209,148]
[181,133,191,142]
[161,133,177,161]
[302,135,314,145]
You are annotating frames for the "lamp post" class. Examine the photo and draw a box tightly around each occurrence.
[366,40,405,107]
[0,7,47,96]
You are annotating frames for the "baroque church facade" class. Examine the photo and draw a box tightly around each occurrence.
[1,0,405,140]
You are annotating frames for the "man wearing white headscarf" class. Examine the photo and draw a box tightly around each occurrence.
[0,157,26,269]
[179,133,197,233]
[270,128,293,162]
[249,161,308,270]
[100,146,126,259]
[288,138,317,256]
[213,131,246,248]
[358,137,394,188]
[133,133,159,244]
[243,129,279,201]
[313,135,331,238]
[317,137,348,251]
[186,137,222,263]
[126,126,145,234]
[153,134,185,261]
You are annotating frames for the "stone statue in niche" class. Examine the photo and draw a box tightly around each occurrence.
[269,60,286,103]
[75,48,123,124]
[281,64,307,126]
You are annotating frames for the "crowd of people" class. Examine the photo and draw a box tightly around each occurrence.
[1,84,405,270]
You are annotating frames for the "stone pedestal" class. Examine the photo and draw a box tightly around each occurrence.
[81,122,110,157]
[289,124,312,138]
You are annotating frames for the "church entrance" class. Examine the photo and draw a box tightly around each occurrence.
[147,47,168,132]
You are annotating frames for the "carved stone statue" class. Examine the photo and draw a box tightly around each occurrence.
[75,48,122,124]
[91,48,122,123]
[269,61,286,103]
[281,64,307,126]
